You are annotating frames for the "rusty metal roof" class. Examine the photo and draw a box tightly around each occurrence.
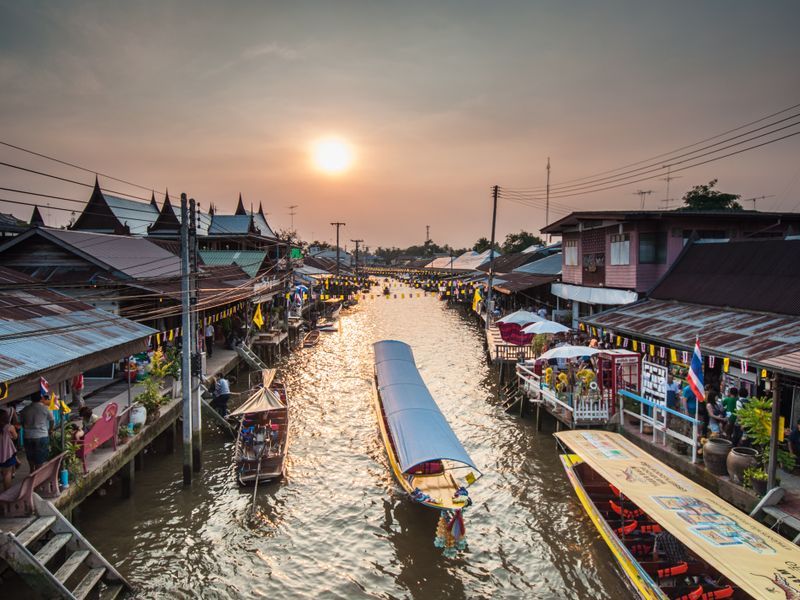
[493,273,557,295]
[583,299,800,374]
[0,269,156,389]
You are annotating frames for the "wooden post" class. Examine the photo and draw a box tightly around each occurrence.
[180,193,193,484]
[121,459,135,499]
[768,374,781,490]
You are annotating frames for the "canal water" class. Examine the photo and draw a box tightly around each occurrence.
[79,284,629,599]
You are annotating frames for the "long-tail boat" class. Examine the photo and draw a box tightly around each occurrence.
[303,329,320,347]
[555,430,800,599]
[372,340,482,556]
[230,369,289,485]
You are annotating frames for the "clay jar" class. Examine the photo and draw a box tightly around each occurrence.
[727,447,760,484]
[703,438,733,476]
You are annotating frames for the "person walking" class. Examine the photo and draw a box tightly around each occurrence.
[21,393,54,472]
[205,322,215,358]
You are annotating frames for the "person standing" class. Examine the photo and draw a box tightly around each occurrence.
[21,394,54,472]
[537,305,548,319]
[213,373,231,417]
[205,322,215,358]
[0,409,18,490]
[70,373,85,408]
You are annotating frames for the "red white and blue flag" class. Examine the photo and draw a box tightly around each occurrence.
[39,376,50,397]
[688,338,705,403]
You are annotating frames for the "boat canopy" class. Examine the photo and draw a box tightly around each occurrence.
[228,386,285,417]
[373,340,479,474]
[555,430,800,600]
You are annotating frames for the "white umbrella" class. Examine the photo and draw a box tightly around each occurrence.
[496,310,544,325]
[538,345,600,360]
[521,320,571,335]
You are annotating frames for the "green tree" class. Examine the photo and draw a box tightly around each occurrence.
[472,237,501,253]
[502,230,545,254]
[681,179,742,211]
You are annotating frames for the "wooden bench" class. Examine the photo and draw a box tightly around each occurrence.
[0,452,65,517]
[75,403,118,474]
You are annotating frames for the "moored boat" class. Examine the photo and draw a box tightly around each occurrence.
[373,340,481,555]
[303,329,320,347]
[555,429,800,599]
[230,369,289,485]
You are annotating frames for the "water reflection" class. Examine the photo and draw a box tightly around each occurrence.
[78,284,630,599]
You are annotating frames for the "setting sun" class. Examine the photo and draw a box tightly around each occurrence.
[311,137,354,174]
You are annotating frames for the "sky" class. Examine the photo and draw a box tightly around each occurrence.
[1,1,799,250]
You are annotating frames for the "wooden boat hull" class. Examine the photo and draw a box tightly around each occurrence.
[234,384,290,486]
[560,454,665,600]
[303,330,320,347]
[372,377,467,511]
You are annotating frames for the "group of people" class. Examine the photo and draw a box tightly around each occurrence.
[667,379,751,449]
[0,384,100,491]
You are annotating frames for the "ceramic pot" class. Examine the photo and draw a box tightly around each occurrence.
[726,447,760,484]
[703,437,733,476]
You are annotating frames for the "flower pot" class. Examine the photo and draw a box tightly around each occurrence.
[726,447,760,484]
[752,477,768,496]
[703,438,732,476]
[145,407,161,425]
[130,405,147,427]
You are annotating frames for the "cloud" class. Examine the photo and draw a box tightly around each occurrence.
[241,42,298,61]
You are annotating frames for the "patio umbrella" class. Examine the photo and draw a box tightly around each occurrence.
[538,345,600,360]
[521,321,571,335]
[496,310,544,325]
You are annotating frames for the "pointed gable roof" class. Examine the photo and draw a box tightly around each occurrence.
[30,206,45,227]
[71,177,159,236]
[147,191,181,236]
[150,191,158,209]
[235,193,247,216]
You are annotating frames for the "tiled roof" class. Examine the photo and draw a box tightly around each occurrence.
[198,250,267,278]
[104,194,159,236]
[208,214,253,235]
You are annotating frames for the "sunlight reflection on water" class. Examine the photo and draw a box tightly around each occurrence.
[78,284,629,599]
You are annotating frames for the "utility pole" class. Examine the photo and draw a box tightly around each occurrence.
[741,195,774,210]
[330,222,345,275]
[660,165,681,209]
[189,198,202,473]
[180,193,193,484]
[425,225,430,243]
[545,157,551,228]
[351,239,363,277]
[633,189,654,209]
[485,185,499,331]
[288,204,298,232]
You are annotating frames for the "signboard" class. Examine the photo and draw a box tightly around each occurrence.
[641,360,668,432]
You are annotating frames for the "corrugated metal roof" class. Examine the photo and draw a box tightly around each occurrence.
[493,273,557,294]
[208,214,253,235]
[0,310,156,385]
[513,252,562,275]
[650,239,800,316]
[104,194,159,236]
[451,249,501,271]
[0,269,156,386]
[252,213,277,239]
[198,250,266,278]
[583,299,800,373]
[41,229,182,279]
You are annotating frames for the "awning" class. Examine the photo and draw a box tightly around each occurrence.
[493,273,556,295]
[551,282,638,305]
[373,340,479,473]
[556,430,800,600]
[228,385,284,416]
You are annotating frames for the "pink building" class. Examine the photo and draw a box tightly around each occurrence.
[541,210,800,326]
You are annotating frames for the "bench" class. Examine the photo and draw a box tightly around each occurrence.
[0,452,65,517]
[75,403,118,474]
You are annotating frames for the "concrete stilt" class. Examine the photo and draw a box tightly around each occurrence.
[121,459,135,499]
[134,451,144,471]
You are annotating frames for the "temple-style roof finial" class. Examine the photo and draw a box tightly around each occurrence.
[235,193,247,215]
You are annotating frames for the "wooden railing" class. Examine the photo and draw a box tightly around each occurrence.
[494,344,538,362]
[516,363,613,426]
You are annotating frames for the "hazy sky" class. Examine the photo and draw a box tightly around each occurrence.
[1,1,799,249]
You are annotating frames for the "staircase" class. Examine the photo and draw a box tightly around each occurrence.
[0,494,131,599]
[236,343,268,371]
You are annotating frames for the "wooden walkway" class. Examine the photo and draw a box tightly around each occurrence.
[485,325,537,364]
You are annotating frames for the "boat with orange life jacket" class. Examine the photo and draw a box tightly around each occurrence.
[555,430,800,600]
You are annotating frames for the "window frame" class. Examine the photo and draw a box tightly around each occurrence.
[609,233,630,266]
[638,231,668,264]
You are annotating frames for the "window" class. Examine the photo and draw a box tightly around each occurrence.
[610,233,630,265]
[639,231,667,264]
[564,240,578,266]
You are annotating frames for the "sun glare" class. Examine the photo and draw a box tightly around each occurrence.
[311,137,354,175]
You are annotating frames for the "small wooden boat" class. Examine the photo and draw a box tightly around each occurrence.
[322,298,342,320]
[555,430,800,600]
[317,319,338,332]
[373,340,481,555]
[303,329,320,347]
[230,369,289,485]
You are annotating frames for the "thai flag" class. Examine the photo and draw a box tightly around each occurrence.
[40,376,49,397]
[688,338,706,402]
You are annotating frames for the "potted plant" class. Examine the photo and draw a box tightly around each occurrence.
[135,376,165,424]
[737,396,796,479]
[743,466,769,496]
[118,425,131,445]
